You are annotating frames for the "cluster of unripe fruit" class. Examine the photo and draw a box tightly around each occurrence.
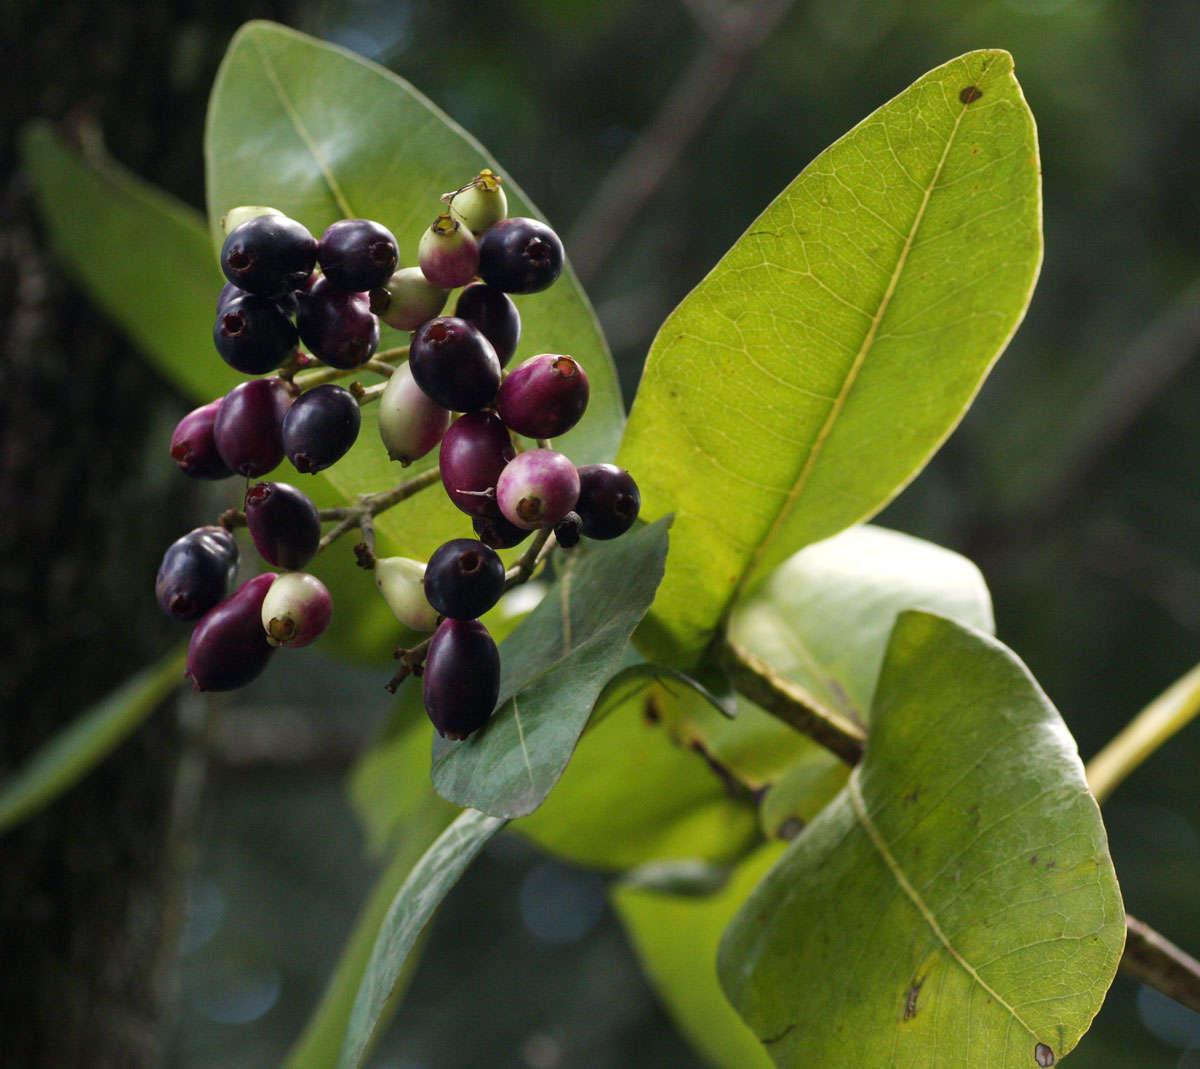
[155,170,641,739]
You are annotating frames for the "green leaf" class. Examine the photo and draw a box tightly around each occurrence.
[515,660,760,870]
[286,795,453,1069]
[614,848,783,1069]
[340,808,506,1068]
[20,123,235,400]
[431,517,670,818]
[718,612,1124,1068]
[0,646,185,834]
[618,50,1041,667]
[206,21,625,564]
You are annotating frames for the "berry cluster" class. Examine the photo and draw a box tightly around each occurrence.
[155,169,641,741]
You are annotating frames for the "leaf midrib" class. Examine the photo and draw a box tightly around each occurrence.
[847,767,1043,1047]
[723,70,987,619]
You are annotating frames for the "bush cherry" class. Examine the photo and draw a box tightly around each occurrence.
[318,218,399,292]
[298,276,380,369]
[186,573,277,692]
[221,214,317,297]
[424,538,506,620]
[171,399,233,480]
[244,481,321,570]
[213,293,298,375]
[408,316,501,412]
[495,353,589,439]
[454,283,520,367]
[213,377,293,478]
[282,384,361,474]
[417,214,480,290]
[156,526,239,621]
[260,572,333,647]
[377,363,450,467]
[422,618,501,739]
[438,411,515,517]
[575,464,641,540]
[477,217,564,294]
[496,448,580,530]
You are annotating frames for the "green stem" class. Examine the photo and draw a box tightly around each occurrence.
[316,467,441,553]
[292,345,408,391]
[1086,661,1200,805]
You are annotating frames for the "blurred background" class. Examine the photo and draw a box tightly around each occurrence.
[3,0,1200,1065]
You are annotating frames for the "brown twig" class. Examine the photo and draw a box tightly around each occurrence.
[567,0,796,282]
[1122,916,1200,1015]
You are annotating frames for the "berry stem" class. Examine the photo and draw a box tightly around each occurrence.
[316,466,443,552]
[292,345,409,391]
[386,635,434,693]
[354,382,386,406]
[504,527,556,590]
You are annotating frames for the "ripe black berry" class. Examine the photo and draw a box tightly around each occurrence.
[171,399,233,480]
[298,276,380,369]
[221,214,317,297]
[454,283,521,367]
[371,267,449,331]
[575,464,641,540]
[418,214,480,290]
[282,384,361,474]
[477,217,564,294]
[186,573,277,692]
[244,481,321,571]
[423,618,501,740]
[214,293,299,375]
[438,411,515,517]
[260,571,333,647]
[377,363,450,466]
[495,354,589,438]
[213,377,293,477]
[496,449,580,530]
[409,316,501,412]
[318,218,399,292]
[424,539,506,620]
[155,526,239,621]
[472,513,532,550]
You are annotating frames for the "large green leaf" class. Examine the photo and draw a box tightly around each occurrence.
[618,50,1041,668]
[614,849,783,1069]
[206,21,625,564]
[431,518,670,818]
[340,807,506,1068]
[718,612,1124,1068]
[0,646,185,834]
[515,662,760,870]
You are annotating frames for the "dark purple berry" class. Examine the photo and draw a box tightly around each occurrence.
[409,316,500,412]
[261,571,332,647]
[318,218,399,292]
[213,377,293,478]
[424,539,505,621]
[496,449,580,530]
[171,399,233,480]
[439,411,515,517]
[156,525,238,621]
[217,280,244,314]
[553,511,582,549]
[454,283,520,367]
[377,363,449,466]
[495,354,589,439]
[423,618,500,740]
[221,214,317,298]
[477,217,564,294]
[472,513,532,550]
[418,214,480,290]
[186,573,277,692]
[370,267,449,331]
[214,293,298,375]
[244,481,321,570]
[576,464,640,540]
[282,384,361,474]
[298,276,380,369]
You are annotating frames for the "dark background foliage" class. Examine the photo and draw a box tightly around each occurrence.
[3,0,1200,1065]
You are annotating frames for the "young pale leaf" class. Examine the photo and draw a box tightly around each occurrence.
[0,646,185,834]
[718,612,1125,1068]
[618,50,1041,668]
[430,518,670,818]
[340,808,506,1068]
[206,21,625,564]
[614,848,783,1069]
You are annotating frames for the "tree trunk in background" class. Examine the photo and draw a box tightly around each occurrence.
[0,3,292,1063]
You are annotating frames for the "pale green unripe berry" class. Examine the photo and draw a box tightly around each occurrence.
[260,571,332,648]
[375,556,440,632]
[369,267,449,331]
[221,205,284,237]
[449,169,508,235]
[377,363,450,466]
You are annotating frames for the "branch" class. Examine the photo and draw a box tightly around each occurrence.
[721,634,1200,1011]
[718,636,866,765]
[1122,916,1200,1016]
[567,0,795,282]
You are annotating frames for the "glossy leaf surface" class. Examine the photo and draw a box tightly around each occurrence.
[618,50,1041,667]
